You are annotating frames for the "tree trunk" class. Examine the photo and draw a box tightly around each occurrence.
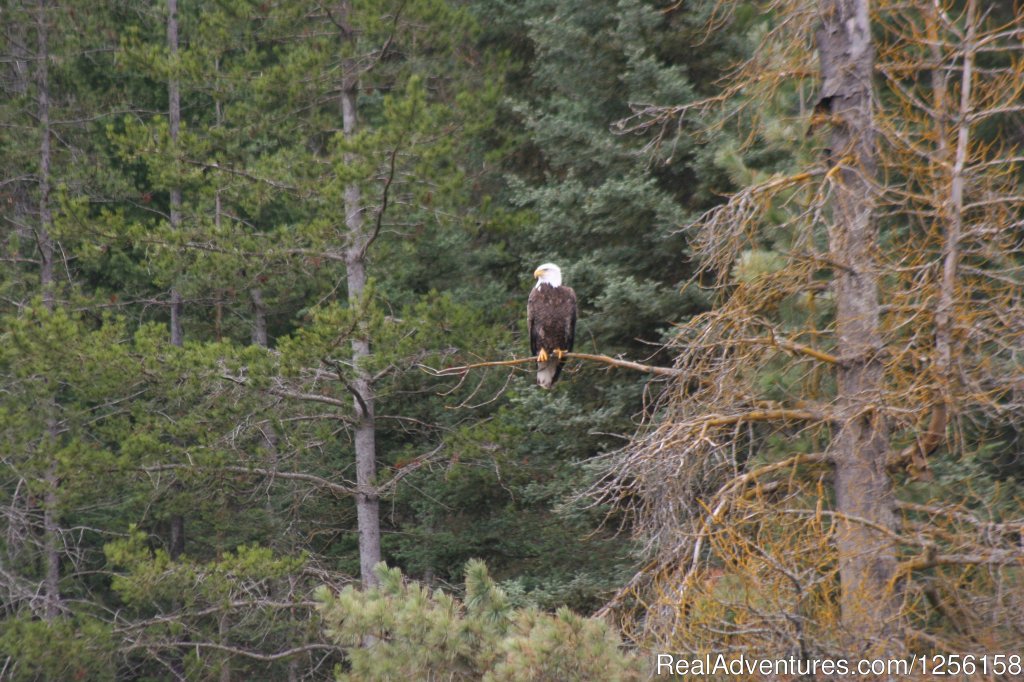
[923,0,974,465]
[338,1,382,588]
[42,461,60,620]
[166,5,186,678]
[36,0,53,310]
[816,0,899,653]
[342,88,382,588]
[218,611,231,682]
[251,288,268,347]
[35,0,62,621]
[166,0,186,565]
[167,0,184,350]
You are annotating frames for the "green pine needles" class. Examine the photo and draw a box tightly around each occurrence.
[317,560,644,681]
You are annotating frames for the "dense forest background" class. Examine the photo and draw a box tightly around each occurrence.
[2,0,1022,679]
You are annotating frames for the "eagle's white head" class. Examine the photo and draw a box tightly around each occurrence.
[533,263,562,289]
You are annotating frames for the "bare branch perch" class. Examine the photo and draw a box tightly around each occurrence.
[426,352,685,378]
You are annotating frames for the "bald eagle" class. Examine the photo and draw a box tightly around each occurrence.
[528,263,577,389]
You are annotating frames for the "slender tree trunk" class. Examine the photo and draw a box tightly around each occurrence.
[816,0,899,653]
[167,0,184,349]
[928,0,974,459]
[166,5,186,678]
[218,611,231,682]
[893,1,975,478]
[36,0,53,310]
[251,286,283,521]
[42,458,60,621]
[35,0,62,621]
[166,0,185,563]
[338,1,381,588]
[343,87,382,588]
[167,0,181,243]
[253,286,302,669]
[169,290,184,349]
[251,288,268,347]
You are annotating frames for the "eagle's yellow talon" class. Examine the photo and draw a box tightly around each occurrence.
[529,263,576,388]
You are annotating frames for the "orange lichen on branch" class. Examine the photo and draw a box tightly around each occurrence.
[735,335,841,365]
[594,0,1024,658]
[697,408,825,428]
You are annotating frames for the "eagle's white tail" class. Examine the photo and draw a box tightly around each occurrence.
[537,360,558,389]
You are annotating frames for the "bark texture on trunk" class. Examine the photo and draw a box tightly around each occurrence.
[342,82,382,588]
[36,0,62,621]
[165,6,186,678]
[167,0,184,352]
[918,0,974,467]
[251,288,269,347]
[42,462,61,619]
[338,1,381,588]
[816,0,899,653]
[165,0,187,566]
[36,0,53,310]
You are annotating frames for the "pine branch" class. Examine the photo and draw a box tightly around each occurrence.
[142,463,359,496]
[123,640,336,662]
[220,373,355,413]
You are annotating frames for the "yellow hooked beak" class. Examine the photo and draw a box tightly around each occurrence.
[533,267,545,279]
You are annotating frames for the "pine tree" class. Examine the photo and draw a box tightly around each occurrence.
[396,0,746,610]
[317,560,644,681]
[1,3,134,671]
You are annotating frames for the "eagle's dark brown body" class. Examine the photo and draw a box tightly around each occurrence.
[528,283,577,388]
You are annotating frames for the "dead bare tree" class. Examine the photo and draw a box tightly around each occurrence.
[597,0,1024,661]
[816,0,900,652]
